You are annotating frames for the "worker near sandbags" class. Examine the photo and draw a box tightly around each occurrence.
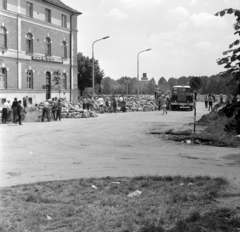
[2,100,10,124]
[157,95,162,111]
[15,100,23,125]
[52,97,58,120]
[56,99,63,121]
[97,95,104,113]
[41,100,50,122]
[11,98,18,123]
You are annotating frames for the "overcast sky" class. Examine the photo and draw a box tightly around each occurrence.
[62,0,240,81]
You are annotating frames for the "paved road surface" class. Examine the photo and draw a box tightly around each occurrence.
[0,102,239,187]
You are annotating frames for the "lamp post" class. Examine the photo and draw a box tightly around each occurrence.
[137,48,151,100]
[92,36,110,97]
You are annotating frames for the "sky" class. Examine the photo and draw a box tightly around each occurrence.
[62,0,240,81]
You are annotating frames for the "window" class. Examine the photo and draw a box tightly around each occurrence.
[62,73,67,89]
[63,41,67,59]
[26,70,33,89]
[1,0,7,10]
[0,27,7,48]
[0,68,7,89]
[61,14,67,28]
[45,37,51,55]
[45,9,51,23]
[26,33,33,53]
[26,2,33,17]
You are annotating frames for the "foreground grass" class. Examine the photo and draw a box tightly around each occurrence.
[0,176,240,232]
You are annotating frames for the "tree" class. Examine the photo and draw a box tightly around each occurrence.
[77,53,105,96]
[215,8,240,96]
[53,70,62,98]
[168,77,178,89]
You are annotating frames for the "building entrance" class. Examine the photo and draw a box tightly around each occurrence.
[46,72,51,100]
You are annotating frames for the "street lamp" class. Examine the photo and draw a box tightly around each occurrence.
[92,36,110,96]
[137,48,151,100]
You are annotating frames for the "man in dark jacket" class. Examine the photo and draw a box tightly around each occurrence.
[56,99,62,121]
[11,98,18,123]
[15,100,23,125]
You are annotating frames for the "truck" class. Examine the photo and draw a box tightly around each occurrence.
[170,85,194,111]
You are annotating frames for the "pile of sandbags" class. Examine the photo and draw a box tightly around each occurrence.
[124,96,157,112]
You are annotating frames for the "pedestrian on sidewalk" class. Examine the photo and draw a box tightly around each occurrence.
[15,100,23,125]
[11,98,18,123]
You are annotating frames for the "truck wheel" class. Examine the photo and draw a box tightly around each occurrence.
[190,107,193,111]
[171,106,175,111]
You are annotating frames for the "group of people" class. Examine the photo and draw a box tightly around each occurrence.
[1,98,24,125]
[204,93,234,111]
[41,97,63,122]
[204,94,215,111]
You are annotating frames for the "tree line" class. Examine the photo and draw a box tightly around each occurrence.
[77,52,237,96]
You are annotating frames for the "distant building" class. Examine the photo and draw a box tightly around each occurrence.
[0,0,81,104]
[141,73,148,81]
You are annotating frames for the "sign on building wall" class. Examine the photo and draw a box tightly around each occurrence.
[32,55,63,63]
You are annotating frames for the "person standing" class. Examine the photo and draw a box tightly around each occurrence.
[11,98,18,123]
[204,95,208,109]
[15,100,23,125]
[208,94,213,111]
[41,100,50,122]
[157,95,162,111]
[112,95,117,113]
[220,94,223,104]
[1,100,10,124]
[161,96,167,115]
[52,97,58,120]
[55,99,62,121]
[97,95,104,113]
[83,97,87,110]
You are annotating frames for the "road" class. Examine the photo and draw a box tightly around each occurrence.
[0,102,239,188]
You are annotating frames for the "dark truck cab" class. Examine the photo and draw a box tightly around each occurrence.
[170,85,194,111]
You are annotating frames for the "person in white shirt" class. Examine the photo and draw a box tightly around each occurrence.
[2,100,10,123]
[97,95,104,113]
[41,100,50,122]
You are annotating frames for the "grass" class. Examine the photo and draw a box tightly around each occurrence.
[0,176,239,232]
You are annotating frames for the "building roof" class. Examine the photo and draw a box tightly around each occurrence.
[42,0,82,15]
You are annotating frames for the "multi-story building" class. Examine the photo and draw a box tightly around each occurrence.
[0,0,81,104]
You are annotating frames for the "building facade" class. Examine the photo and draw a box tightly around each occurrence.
[0,0,81,104]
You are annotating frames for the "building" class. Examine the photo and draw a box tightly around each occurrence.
[141,73,149,81]
[0,0,81,104]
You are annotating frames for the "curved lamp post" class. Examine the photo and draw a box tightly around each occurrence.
[137,48,151,100]
[92,36,110,96]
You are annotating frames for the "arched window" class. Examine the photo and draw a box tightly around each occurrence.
[0,68,7,89]
[45,37,51,56]
[63,41,67,59]
[26,33,33,53]
[26,70,33,89]
[0,27,7,48]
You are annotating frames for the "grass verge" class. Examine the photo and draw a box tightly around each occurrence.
[0,176,239,232]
